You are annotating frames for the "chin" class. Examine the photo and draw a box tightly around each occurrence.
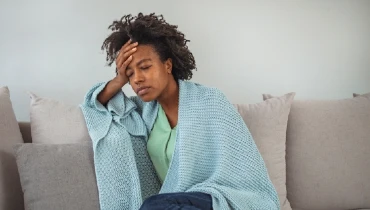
[138,94,156,102]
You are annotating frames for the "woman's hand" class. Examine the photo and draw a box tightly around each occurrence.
[97,40,138,105]
[114,39,138,86]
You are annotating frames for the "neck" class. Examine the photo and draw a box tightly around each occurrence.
[157,78,179,112]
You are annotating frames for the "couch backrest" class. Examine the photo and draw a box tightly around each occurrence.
[285,95,370,210]
[0,87,24,210]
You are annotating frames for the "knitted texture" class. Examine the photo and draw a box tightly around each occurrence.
[80,80,280,210]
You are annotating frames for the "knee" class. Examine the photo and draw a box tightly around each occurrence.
[139,194,170,210]
[139,199,151,210]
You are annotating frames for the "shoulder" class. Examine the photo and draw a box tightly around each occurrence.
[179,80,228,103]
[179,80,242,125]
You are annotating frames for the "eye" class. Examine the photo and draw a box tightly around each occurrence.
[141,65,151,70]
[126,72,133,77]
[125,69,133,77]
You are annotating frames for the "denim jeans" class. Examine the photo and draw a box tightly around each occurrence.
[139,192,213,210]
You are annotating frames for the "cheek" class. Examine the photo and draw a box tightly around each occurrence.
[155,75,168,91]
[129,78,138,88]
[151,67,167,83]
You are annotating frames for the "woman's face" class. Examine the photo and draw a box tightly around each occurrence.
[125,44,173,102]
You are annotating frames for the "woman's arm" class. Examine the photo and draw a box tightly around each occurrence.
[97,76,125,106]
[98,39,138,105]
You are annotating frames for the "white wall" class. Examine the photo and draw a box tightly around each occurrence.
[1,0,369,121]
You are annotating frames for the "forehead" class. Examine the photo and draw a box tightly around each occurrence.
[132,45,158,60]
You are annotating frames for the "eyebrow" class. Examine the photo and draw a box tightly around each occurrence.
[136,58,152,66]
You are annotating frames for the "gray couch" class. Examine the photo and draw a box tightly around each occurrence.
[1,85,369,210]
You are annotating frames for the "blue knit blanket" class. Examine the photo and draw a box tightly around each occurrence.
[80,80,280,210]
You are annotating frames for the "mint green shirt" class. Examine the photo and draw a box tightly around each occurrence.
[147,105,177,183]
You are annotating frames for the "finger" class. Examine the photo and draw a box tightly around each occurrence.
[121,39,132,50]
[123,55,133,67]
[117,47,137,69]
[118,42,137,61]
[120,41,137,53]
[116,40,133,61]
[118,55,133,74]
[122,47,137,60]
[116,42,138,67]
[123,42,138,52]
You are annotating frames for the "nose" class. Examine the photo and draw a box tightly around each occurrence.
[133,69,144,85]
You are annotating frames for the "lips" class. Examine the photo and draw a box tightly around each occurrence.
[136,86,150,96]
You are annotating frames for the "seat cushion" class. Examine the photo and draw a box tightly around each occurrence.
[234,92,295,210]
[0,86,24,210]
[266,93,370,210]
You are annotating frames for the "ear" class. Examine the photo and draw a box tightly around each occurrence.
[164,58,172,74]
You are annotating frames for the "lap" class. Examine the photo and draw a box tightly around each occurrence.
[139,192,213,210]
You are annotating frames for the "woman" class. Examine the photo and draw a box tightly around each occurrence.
[81,13,280,210]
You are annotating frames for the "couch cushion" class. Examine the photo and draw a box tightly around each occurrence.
[29,92,91,144]
[14,142,99,210]
[0,86,24,210]
[234,92,295,210]
[264,94,370,210]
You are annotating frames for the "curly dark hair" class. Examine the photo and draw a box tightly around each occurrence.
[101,13,196,81]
